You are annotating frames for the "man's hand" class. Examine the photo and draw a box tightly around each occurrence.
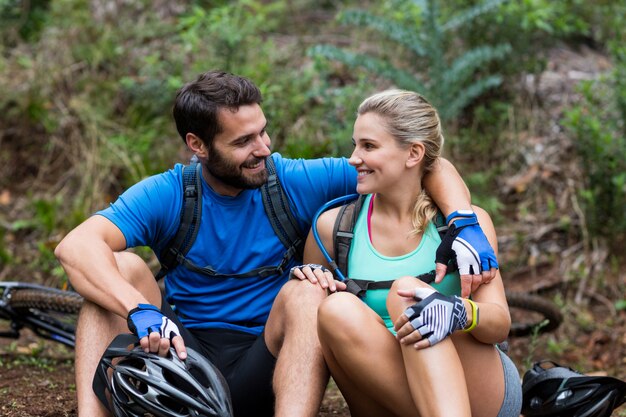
[127,303,186,359]
[394,287,467,349]
[435,210,498,298]
[289,264,346,293]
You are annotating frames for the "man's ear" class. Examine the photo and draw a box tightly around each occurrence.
[186,133,208,158]
[406,142,425,168]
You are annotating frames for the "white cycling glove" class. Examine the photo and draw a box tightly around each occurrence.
[403,287,467,346]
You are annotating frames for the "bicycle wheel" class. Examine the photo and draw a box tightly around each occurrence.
[506,291,563,337]
[8,286,84,347]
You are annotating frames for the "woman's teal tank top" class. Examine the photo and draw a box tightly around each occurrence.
[347,194,461,330]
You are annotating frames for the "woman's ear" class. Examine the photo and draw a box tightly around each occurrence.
[406,142,425,168]
[186,133,208,158]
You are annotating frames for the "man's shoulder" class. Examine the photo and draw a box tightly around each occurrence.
[134,164,185,193]
[271,153,350,177]
[105,164,185,213]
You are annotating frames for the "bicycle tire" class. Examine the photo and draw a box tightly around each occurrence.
[7,286,83,347]
[506,291,563,337]
[9,287,83,314]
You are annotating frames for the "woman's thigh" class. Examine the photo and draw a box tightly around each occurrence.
[452,332,510,417]
[317,293,418,417]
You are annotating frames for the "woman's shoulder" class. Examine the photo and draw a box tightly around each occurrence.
[317,206,342,233]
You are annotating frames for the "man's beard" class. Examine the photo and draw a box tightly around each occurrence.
[206,145,268,190]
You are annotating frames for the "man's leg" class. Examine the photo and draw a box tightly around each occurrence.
[74,252,162,417]
[264,279,329,417]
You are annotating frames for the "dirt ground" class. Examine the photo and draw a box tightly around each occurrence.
[0,328,355,417]
[1,318,625,417]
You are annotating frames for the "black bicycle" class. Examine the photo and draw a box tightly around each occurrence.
[0,281,562,348]
[0,281,83,348]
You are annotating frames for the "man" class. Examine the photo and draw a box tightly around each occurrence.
[55,70,497,417]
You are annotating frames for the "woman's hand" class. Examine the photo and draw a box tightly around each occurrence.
[434,210,498,298]
[394,287,467,349]
[289,264,346,293]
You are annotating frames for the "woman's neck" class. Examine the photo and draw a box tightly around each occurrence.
[371,186,422,222]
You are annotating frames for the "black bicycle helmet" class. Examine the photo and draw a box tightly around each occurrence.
[94,334,233,417]
[522,360,626,417]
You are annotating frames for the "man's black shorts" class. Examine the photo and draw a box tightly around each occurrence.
[161,300,276,417]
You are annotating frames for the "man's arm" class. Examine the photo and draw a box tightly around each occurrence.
[422,157,471,216]
[422,158,498,297]
[55,216,186,357]
[55,216,145,317]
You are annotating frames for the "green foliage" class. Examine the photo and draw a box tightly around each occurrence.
[0,227,11,265]
[522,318,550,370]
[281,60,373,158]
[563,49,626,250]
[0,0,51,43]
[309,0,511,121]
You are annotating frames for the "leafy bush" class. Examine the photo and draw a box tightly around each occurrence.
[308,0,511,121]
[563,43,626,250]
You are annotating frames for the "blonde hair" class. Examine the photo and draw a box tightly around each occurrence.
[357,89,444,235]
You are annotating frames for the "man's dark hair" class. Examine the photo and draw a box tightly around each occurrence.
[173,70,263,145]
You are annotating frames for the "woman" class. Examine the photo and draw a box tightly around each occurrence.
[293,90,522,417]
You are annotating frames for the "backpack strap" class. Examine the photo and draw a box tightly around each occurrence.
[333,195,366,279]
[331,197,447,297]
[261,156,305,260]
[156,162,202,280]
[156,156,305,280]
[344,271,437,298]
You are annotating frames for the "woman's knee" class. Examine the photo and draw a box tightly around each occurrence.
[387,276,428,318]
[318,293,368,339]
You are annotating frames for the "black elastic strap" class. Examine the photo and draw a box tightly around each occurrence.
[262,156,305,260]
[157,156,305,281]
[344,271,436,298]
[156,163,202,280]
[333,195,366,278]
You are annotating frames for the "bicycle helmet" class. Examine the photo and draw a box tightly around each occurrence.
[94,334,233,417]
[522,360,626,417]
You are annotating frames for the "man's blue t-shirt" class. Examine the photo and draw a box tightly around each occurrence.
[97,153,356,335]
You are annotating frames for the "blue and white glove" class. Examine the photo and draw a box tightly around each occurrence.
[403,287,467,347]
[127,303,181,340]
[436,210,498,275]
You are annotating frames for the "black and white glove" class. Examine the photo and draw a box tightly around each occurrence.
[289,264,329,279]
[127,303,181,340]
[435,210,498,275]
[403,287,467,347]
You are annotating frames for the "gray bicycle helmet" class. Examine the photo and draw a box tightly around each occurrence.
[94,334,233,417]
[522,361,626,417]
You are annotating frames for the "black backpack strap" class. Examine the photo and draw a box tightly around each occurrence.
[333,195,366,279]
[343,271,436,298]
[261,156,305,261]
[157,156,304,280]
[156,163,203,280]
[343,279,395,298]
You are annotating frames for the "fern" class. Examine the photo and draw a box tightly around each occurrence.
[338,9,427,56]
[442,0,510,32]
[309,45,426,92]
[309,0,510,121]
